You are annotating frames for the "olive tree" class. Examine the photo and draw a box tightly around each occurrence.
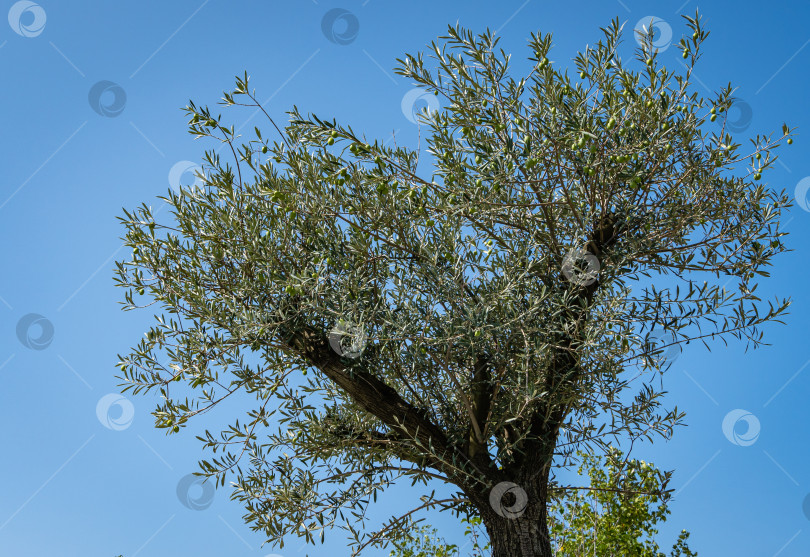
[115,12,792,557]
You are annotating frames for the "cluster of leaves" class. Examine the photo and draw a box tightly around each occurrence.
[549,449,697,556]
[388,517,489,557]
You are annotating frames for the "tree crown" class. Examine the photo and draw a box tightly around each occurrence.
[115,11,792,554]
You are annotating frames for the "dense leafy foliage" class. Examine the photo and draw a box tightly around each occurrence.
[549,449,697,556]
[114,11,791,556]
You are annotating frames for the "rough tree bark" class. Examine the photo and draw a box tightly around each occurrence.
[478,469,553,557]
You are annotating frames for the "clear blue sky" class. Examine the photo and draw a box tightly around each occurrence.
[1,1,809,556]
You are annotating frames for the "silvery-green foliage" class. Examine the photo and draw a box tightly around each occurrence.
[114,12,791,555]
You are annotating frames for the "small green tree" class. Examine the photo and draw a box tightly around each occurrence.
[549,449,697,557]
[115,11,791,557]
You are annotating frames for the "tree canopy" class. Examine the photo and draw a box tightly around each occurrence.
[115,11,792,557]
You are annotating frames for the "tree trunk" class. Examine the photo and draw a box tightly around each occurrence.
[480,479,553,557]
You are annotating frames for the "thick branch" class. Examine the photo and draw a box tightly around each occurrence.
[280,320,489,489]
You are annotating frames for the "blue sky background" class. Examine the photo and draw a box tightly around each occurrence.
[1,1,809,556]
